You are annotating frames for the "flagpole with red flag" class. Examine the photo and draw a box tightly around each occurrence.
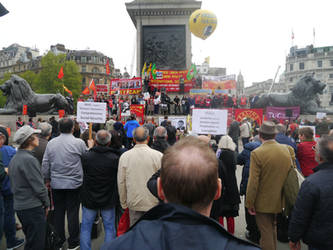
[58,67,64,79]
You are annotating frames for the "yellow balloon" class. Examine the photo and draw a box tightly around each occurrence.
[189,10,217,40]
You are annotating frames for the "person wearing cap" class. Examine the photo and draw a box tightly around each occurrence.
[9,125,49,250]
[245,121,294,250]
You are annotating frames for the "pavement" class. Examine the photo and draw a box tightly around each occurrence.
[1,159,305,250]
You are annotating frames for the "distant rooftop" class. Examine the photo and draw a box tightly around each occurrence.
[288,45,333,57]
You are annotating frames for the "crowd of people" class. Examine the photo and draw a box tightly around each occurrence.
[77,91,260,118]
[0,113,333,250]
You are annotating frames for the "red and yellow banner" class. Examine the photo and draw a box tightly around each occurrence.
[110,77,142,95]
[149,70,196,92]
[234,108,264,125]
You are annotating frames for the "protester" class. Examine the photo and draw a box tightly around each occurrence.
[289,135,333,250]
[240,118,251,146]
[109,130,127,156]
[9,126,49,250]
[237,136,261,244]
[143,117,156,146]
[32,122,52,165]
[117,127,163,226]
[80,130,119,250]
[228,120,240,152]
[297,127,317,177]
[151,126,169,153]
[42,118,90,250]
[15,117,25,131]
[80,130,97,148]
[246,121,294,250]
[216,135,241,234]
[160,116,168,127]
[124,114,140,148]
[105,115,117,131]
[165,120,177,145]
[103,136,259,250]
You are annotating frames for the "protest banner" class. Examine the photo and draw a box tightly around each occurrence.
[235,108,264,125]
[192,109,228,135]
[266,106,300,121]
[22,105,28,115]
[202,75,236,90]
[96,84,108,93]
[110,77,142,95]
[77,102,107,124]
[58,109,65,118]
[316,112,327,119]
[130,105,145,124]
[189,89,212,95]
[159,116,187,130]
[149,70,196,92]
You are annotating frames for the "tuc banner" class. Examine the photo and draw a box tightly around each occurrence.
[234,109,264,125]
[110,77,142,95]
[266,106,300,121]
[149,70,196,92]
[202,75,236,90]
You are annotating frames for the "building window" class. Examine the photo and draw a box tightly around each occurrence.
[329,86,333,93]
[92,67,99,73]
[290,64,293,71]
[82,65,86,72]
[82,77,86,85]
[299,62,304,70]
[289,77,293,82]
[329,74,333,79]
[330,60,333,66]
[81,56,86,63]
[317,60,323,67]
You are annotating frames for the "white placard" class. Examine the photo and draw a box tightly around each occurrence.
[159,116,187,130]
[77,102,107,124]
[316,112,326,119]
[192,109,228,135]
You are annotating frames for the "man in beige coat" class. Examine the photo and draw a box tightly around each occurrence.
[118,126,163,226]
[246,121,294,250]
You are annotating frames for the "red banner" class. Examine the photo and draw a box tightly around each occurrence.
[110,78,142,95]
[96,84,108,93]
[58,109,65,118]
[130,104,144,123]
[234,109,264,125]
[149,70,196,92]
[22,105,27,115]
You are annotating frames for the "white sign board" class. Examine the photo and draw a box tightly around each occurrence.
[192,109,228,135]
[159,116,187,130]
[77,102,106,124]
[316,112,327,119]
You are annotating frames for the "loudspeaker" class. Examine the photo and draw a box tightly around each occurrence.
[285,109,292,117]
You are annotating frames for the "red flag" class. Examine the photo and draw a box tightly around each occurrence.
[89,79,96,91]
[106,59,110,75]
[58,66,64,79]
[22,105,28,115]
[82,87,90,95]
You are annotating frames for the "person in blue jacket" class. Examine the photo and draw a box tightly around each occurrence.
[124,114,140,148]
[102,137,259,250]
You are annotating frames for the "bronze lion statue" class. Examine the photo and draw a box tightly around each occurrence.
[0,75,73,116]
[253,75,330,114]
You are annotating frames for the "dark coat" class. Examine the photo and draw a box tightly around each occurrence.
[32,136,49,165]
[288,162,333,249]
[101,203,260,250]
[237,141,261,195]
[80,146,119,209]
[216,149,241,217]
[166,125,177,145]
[151,138,169,153]
[228,121,240,143]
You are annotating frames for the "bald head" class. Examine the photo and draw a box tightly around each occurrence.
[159,136,220,213]
[96,130,111,146]
[197,135,210,144]
[133,126,149,144]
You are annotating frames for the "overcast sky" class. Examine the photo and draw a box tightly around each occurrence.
[1,0,333,86]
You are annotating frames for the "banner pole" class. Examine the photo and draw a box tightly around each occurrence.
[89,123,92,140]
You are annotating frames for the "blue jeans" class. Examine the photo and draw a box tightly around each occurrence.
[80,206,116,250]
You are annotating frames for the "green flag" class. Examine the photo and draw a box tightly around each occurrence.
[187,64,197,80]
[152,63,157,80]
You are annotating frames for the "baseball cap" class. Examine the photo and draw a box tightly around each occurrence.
[14,125,41,146]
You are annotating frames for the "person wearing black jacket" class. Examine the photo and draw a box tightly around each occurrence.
[228,120,240,152]
[288,135,333,250]
[80,130,119,250]
[166,121,177,145]
[151,126,169,154]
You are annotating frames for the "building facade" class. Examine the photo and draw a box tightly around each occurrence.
[0,43,41,78]
[285,45,333,107]
[244,79,287,97]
